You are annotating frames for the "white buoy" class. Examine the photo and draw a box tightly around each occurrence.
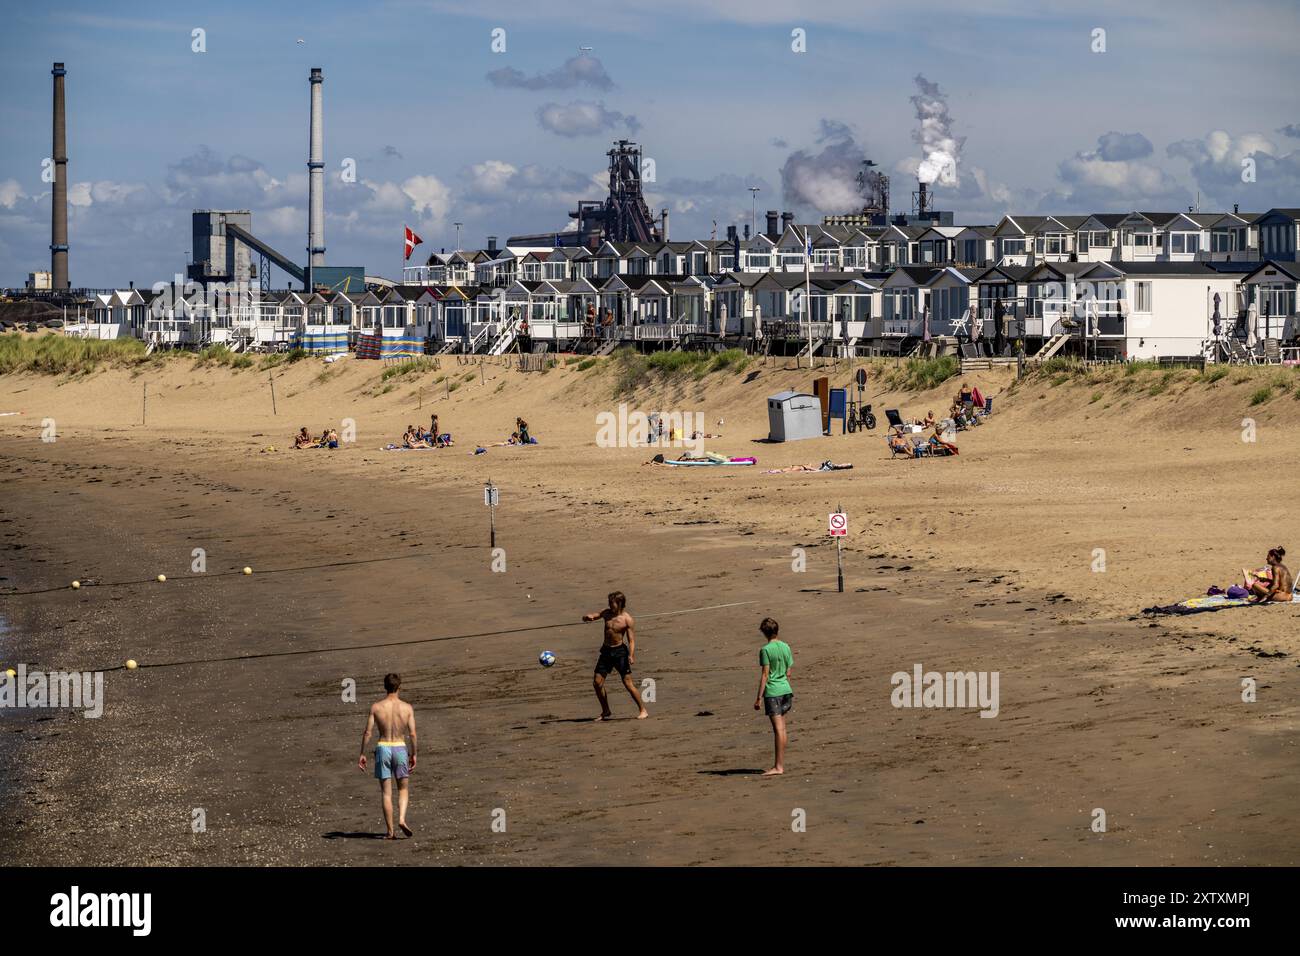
[242,566,253,575]
[156,574,166,582]
[71,580,80,589]
[125,659,138,670]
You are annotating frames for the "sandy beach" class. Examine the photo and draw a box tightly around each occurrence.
[1,353,1297,865]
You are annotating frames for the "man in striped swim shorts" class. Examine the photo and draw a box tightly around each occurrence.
[358,673,418,839]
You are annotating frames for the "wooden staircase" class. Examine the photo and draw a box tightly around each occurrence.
[1033,333,1071,362]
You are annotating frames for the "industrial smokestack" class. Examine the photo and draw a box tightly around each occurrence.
[661,208,669,242]
[306,67,325,290]
[765,210,779,238]
[50,62,69,290]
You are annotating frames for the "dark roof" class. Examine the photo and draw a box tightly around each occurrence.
[974,264,1034,282]
[1253,208,1300,222]
[1242,260,1300,282]
[1083,213,1126,228]
[1102,261,1223,276]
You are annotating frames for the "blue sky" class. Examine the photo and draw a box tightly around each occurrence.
[1,0,1298,286]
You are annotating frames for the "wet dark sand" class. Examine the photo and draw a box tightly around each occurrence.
[1,436,1297,866]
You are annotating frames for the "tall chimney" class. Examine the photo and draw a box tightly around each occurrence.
[50,62,69,290]
[661,208,669,242]
[306,67,325,290]
[487,236,498,254]
[765,210,779,238]
[743,224,750,240]
[781,211,794,233]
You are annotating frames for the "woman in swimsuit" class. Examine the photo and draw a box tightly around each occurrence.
[1249,547,1292,603]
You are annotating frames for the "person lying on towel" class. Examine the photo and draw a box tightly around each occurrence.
[294,427,318,449]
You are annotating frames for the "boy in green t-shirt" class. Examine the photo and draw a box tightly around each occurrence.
[753,617,793,775]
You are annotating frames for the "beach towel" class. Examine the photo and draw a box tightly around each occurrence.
[382,443,435,451]
[663,455,756,466]
[1143,594,1258,615]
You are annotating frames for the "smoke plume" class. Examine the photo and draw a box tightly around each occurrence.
[910,74,964,186]
[780,120,869,213]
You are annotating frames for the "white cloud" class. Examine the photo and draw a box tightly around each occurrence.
[401,175,452,221]
[536,101,639,138]
[0,179,26,209]
[1167,129,1300,210]
[466,160,519,196]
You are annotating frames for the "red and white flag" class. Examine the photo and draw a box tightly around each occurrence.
[403,226,423,261]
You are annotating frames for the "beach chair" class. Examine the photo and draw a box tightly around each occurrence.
[1225,339,1255,365]
[1263,339,1282,365]
[885,408,905,430]
[983,397,993,416]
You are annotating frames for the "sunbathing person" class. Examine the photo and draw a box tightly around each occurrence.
[924,411,936,428]
[888,427,916,458]
[483,433,520,448]
[403,426,423,449]
[764,461,853,474]
[929,426,959,456]
[1248,546,1292,603]
[326,428,340,449]
[294,427,317,449]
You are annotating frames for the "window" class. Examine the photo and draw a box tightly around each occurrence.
[746,252,771,270]
[1171,234,1185,253]
[1133,281,1152,312]
[1079,232,1090,252]
[1133,233,1152,249]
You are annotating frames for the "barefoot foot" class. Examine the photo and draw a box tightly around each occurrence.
[636,709,649,719]
[762,767,784,776]
[399,821,413,837]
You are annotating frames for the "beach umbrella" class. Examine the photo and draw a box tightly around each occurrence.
[1211,292,1222,337]
[922,307,932,343]
[718,301,728,336]
[1246,303,1259,349]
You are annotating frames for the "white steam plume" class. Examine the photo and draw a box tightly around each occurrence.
[911,74,964,186]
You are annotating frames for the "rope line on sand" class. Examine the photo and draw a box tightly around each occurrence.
[68,601,759,673]
[0,551,442,597]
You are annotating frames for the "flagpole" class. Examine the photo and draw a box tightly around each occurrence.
[803,225,812,370]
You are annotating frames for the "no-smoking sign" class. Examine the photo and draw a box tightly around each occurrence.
[828,512,848,537]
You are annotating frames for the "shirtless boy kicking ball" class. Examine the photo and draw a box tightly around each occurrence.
[357,673,417,839]
[583,591,649,720]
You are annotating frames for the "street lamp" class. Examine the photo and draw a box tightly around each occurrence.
[748,187,760,238]
[453,222,463,252]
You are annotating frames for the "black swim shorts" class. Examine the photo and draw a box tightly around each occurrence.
[594,643,631,677]
[763,693,793,717]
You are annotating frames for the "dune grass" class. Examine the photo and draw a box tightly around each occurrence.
[193,345,254,369]
[609,346,753,394]
[0,333,150,374]
[380,357,439,381]
[882,355,961,391]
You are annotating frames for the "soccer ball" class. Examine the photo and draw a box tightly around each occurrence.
[538,650,557,668]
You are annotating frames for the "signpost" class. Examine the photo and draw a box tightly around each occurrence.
[828,508,847,593]
[484,480,499,548]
